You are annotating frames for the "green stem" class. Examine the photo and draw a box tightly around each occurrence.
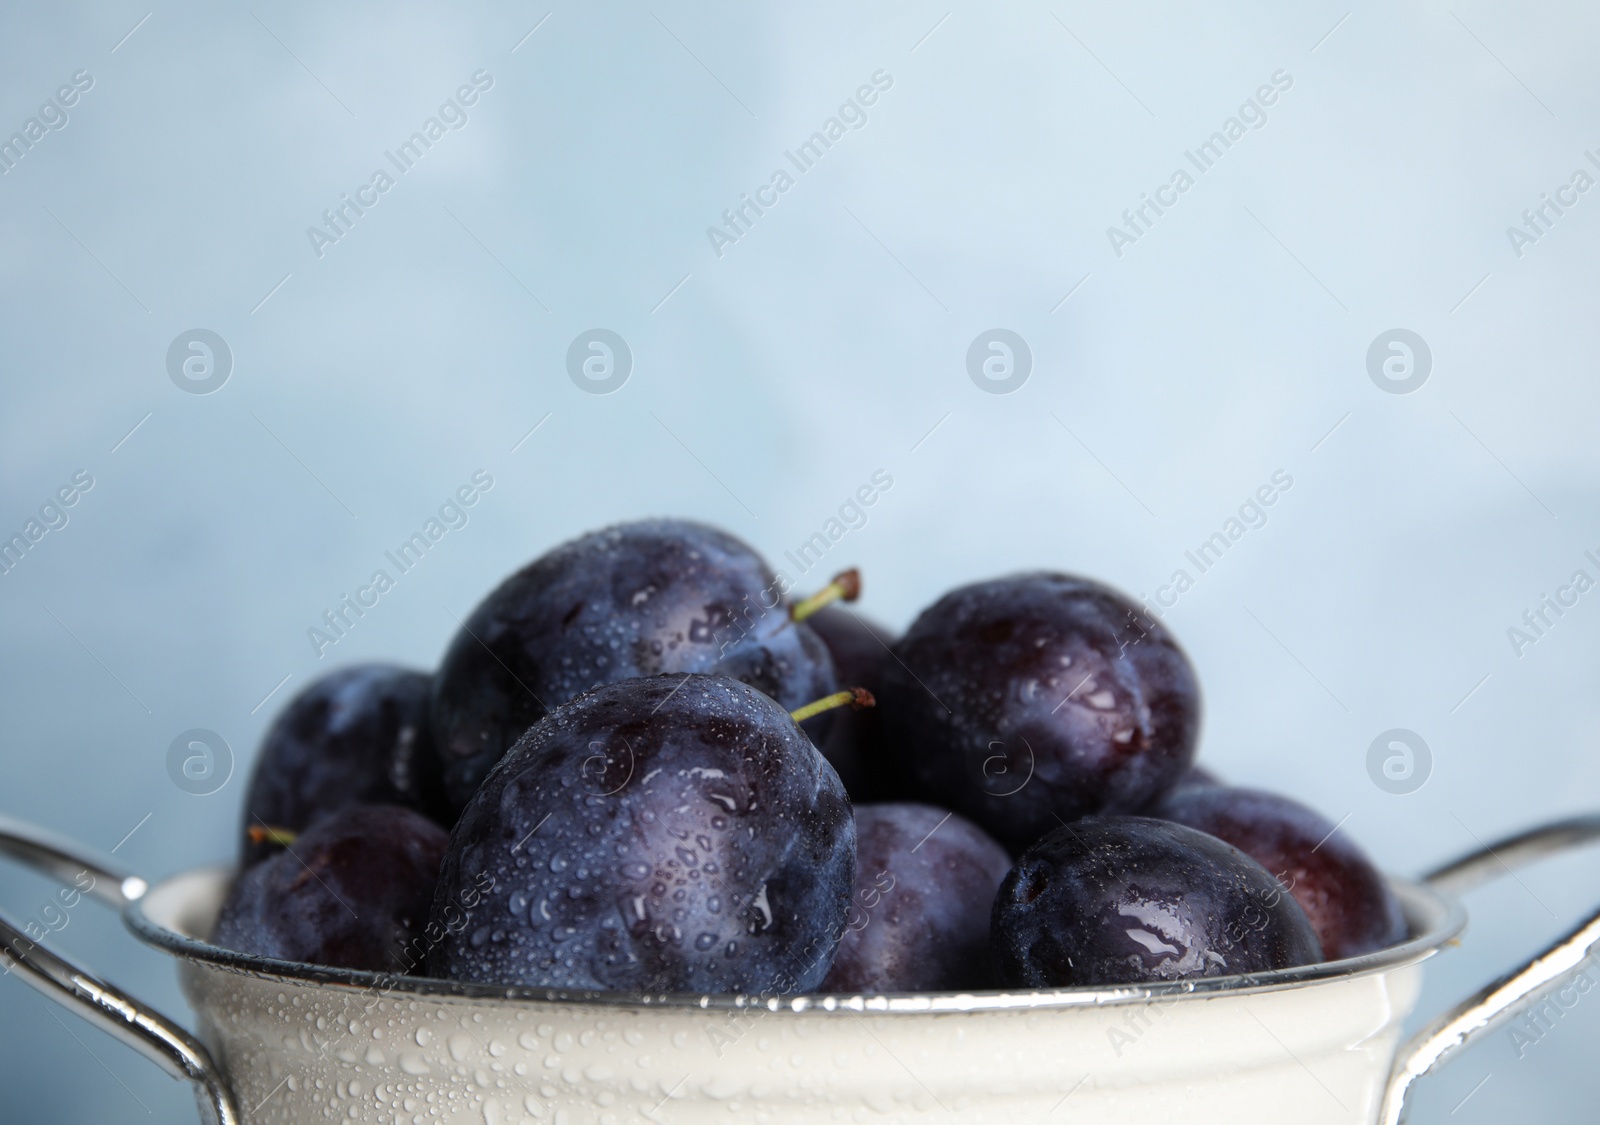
[789,568,862,623]
[248,824,299,848]
[789,687,875,724]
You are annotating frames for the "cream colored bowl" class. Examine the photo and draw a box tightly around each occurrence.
[3,813,1598,1125]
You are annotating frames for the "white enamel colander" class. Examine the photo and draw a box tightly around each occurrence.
[2,813,1597,1124]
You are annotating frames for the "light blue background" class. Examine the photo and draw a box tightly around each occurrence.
[2,1,1598,1120]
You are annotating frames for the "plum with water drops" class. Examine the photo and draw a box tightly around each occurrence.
[212,804,448,972]
[820,803,1011,993]
[241,664,443,864]
[1150,785,1406,959]
[430,520,837,815]
[426,674,855,993]
[991,816,1321,988]
[878,573,1200,851]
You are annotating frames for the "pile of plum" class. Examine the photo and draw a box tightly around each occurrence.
[213,519,1406,994]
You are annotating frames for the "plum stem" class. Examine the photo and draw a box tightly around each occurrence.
[789,568,861,624]
[789,687,875,724]
[247,824,299,847]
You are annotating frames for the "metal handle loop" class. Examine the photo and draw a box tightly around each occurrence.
[0,815,239,1125]
[1380,813,1600,1124]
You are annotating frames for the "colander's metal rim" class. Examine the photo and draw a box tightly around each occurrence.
[125,868,1463,1013]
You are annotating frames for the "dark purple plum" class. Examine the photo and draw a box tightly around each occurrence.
[241,664,442,864]
[820,803,1011,993]
[806,605,900,802]
[212,805,448,972]
[878,574,1200,851]
[426,674,855,994]
[1151,786,1406,959]
[431,520,837,816]
[991,816,1322,988]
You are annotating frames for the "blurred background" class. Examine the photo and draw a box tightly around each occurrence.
[2,0,1598,1120]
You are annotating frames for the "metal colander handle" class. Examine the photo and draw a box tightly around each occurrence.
[0,814,238,1125]
[1381,813,1600,1124]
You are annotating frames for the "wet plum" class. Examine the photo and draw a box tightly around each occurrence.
[241,664,442,865]
[878,574,1200,851]
[430,520,837,816]
[820,803,1011,993]
[427,674,855,994]
[1151,785,1406,959]
[991,815,1321,988]
[212,804,448,972]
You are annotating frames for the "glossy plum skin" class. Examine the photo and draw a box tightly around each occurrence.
[1151,786,1406,959]
[878,574,1200,851]
[820,803,1011,994]
[241,664,442,865]
[426,674,855,994]
[991,816,1322,988]
[430,520,837,816]
[806,605,900,802]
[212,805,448,971]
